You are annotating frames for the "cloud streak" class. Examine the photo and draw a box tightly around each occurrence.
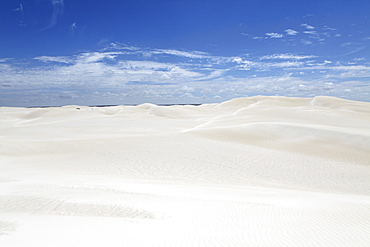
[42,0,64,30]
[34,56,72,64]
[260,54,317,60]
[266,33,284,38]
[69,23,77,35]
[243,22,346,47]
[285,29,298,35]
[301,23,315,30]
[13,4,24,13]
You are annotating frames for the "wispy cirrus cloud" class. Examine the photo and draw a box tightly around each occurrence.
[42,0,64,30]
[303,31,318,35]
[103,43,211,59]
[266,32,284,38]
[260,54,317,60]
[301,39,313,45]
[323,26,337,31]
[340,44,367,56]
[244,23,344,47]
[151,49,211,59]
[285,29,298,36]
[69,23,77,35]
[13,3,24,13]
[265,61,305,68]
[118,60,175,71]
[301,23,315,30]
[0,58,12,63]
[76,52,119,63]
[34,56,72,64]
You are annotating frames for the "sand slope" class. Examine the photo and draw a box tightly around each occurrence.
[1,96,370,246]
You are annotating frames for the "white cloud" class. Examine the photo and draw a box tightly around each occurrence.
[252,36,267,40]
[303,31,318,35]
[323,67,370,79]
[330,65,370,71]
[179,92,195,98]
[118,61,175,71]
[260,54,317,60]
[77,52,118,63]
[197,69,227,80]
[105,43,141,51]
[232,58,259,70]
[2,44,370,106]
[301,39,313,45]
[103,45,212,60]
[242,33,268,40]
[292,65,370,73]
[285,29,298,35]
[323,26,337,31]
[301,23,315,30]
[34,56,72,64]
[0,58,12,63]
[266,33,284,38]
[231,57,244,63]
[176,86,194,93]
[266,61,305,68]
[166,67,203,79]
[151,49,210,59]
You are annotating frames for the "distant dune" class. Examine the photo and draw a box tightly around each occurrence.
[1,96,370,246]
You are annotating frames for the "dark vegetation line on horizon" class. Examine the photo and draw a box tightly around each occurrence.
[25,103,203,108]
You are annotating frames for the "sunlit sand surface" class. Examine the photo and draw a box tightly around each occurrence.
[1,96,370,246]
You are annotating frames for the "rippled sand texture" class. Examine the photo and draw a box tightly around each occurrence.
[1,96,370,246]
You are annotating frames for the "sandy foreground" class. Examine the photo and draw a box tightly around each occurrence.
[1,96,370,246]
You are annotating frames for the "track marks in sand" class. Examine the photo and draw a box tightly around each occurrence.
[0,195,157,219]
[0,221,16,235]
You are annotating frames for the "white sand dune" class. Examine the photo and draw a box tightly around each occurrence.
[1,96,370,246]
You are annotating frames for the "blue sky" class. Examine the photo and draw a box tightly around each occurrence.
[1,0,370,106]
